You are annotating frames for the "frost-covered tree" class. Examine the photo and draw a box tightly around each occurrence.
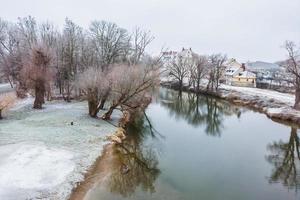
[89,20,130,70]
[282,41,300,110]
[22,44,54,109]
[206,54,226,91]
[102,62,160,120]
[189,55,209,92]
[129,27,154,65]
[79,67,111,117]
[59,18,83,101]
[167,56,189,90]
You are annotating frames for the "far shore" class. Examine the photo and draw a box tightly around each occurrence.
[161,81,300,126]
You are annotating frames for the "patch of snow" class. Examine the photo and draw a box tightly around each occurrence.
[0,101,118,199]
[220,84,294,106]
[0,143,74,200]
[266,107,285,114]
[10,95,34,111]
[0,83,14,94]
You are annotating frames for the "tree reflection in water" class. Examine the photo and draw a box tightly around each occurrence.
[266,127,300,191]
[159,88,242,136]
[107,115,161,197]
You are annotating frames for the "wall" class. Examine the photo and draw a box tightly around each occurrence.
[232,77,256,87]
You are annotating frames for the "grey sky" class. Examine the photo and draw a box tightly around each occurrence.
[0,0,299,62]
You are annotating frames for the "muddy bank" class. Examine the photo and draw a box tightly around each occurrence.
[69,143,116,200]
[161,81,300,125]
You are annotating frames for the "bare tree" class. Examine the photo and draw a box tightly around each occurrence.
[190,55,209,92]
[88,21,131,109]
[39,21,58,48]
[129,27,154,65]
[0,19,17,87]
[0,17,40,97]
[102,63,160,120]
[283,41,300,110]
[79,67,111,117]
[206,54,227,91]
[17,16,38,50]
[59,18,83,102]
[89,20,130,70]
[167,56,189,90]
[21,44,54,109]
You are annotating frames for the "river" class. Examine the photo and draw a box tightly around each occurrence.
[84,88,300,200]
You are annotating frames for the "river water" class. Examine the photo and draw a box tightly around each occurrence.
[86,88,300,200]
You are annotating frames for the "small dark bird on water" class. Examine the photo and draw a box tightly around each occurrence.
[71,122,74,125]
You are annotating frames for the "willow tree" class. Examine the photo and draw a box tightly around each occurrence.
[22,45,54,109]
[102,63,160,120]
[79,67,111,117]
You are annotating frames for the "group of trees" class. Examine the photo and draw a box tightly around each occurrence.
[167,52,227,92]
[0,16,160,120]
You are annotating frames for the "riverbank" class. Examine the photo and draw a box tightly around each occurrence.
[0,97,119,200]
[161,81,300,125]
[69,143,116,200]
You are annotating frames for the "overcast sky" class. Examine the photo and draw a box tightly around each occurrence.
[0,0,299,62]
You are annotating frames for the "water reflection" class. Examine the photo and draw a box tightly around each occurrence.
[107,116,161,197]
[159,89,242,136]
[83,88,300,200]
[266,126,300,191]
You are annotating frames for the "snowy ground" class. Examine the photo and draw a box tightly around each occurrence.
[220,84,294,106]
[0,83,14,94]
[0,98,119,200]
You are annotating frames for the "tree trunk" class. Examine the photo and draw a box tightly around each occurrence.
[88,100,100,118]
[0,109,2,120]
[66,81,71,102]
[8,78,13,88]
[99,91,110,109]
[99,98,106,110]
[294,88,300,110]
[58,79,62,94]
[33,85,45,109]
[179,79,183,91]
[102,104,118,120]
[196,78,200,92]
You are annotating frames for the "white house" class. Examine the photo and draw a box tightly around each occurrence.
[224,58,244,85]
[224,58,256,87]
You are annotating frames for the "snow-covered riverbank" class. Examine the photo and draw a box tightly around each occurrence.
[161,80,300,125]
[0,98,119,199]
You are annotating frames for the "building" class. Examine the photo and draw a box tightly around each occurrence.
[224,59,244,85]
[224,58,256,87]
[162,51,178,63]
[231,70,256,87]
